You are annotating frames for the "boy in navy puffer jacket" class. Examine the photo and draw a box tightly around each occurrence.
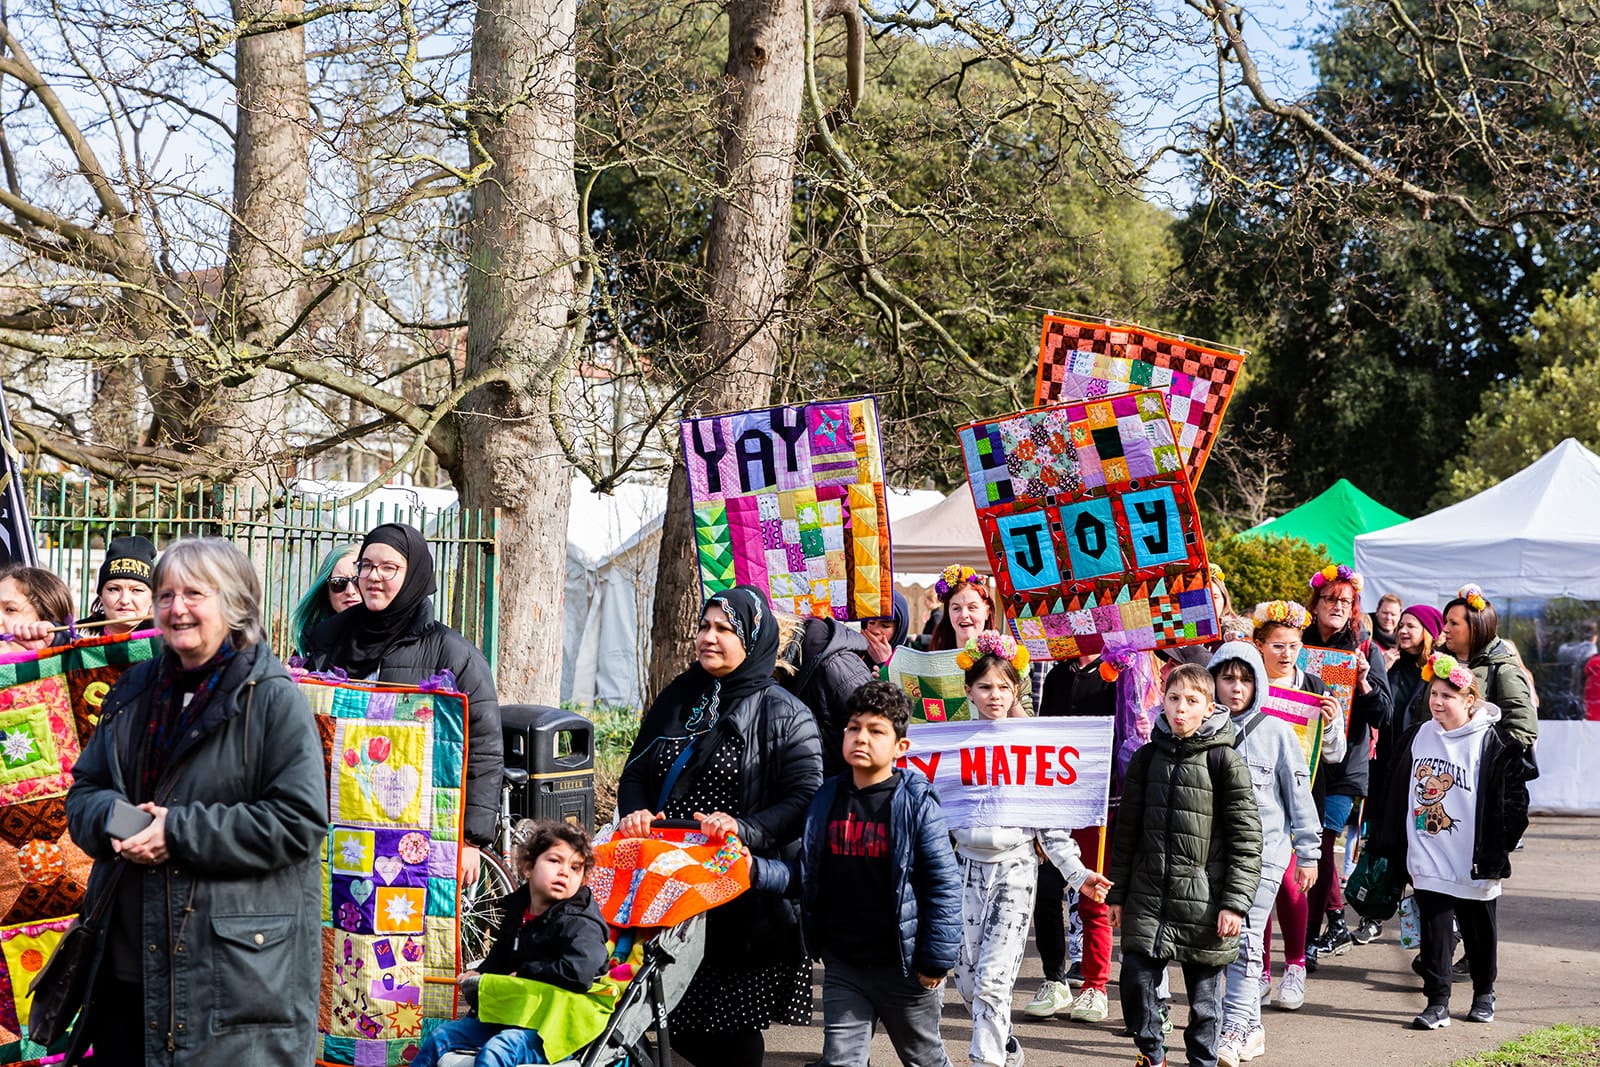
[751,681,961,1067]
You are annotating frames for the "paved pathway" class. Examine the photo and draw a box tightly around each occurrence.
[762,815,1600,1066]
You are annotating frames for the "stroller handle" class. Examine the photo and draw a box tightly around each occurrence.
[651,818,707,831]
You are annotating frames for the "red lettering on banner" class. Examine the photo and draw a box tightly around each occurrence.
[908,752,941,781]
[1036,745,1054,785]
[961,747,987,785]
[991,747,1011,785]
[1056,746,1079,785]
[1010,745,1031,783]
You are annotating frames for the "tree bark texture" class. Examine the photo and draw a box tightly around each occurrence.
[454,0,580,704]
[204,0,311,461]
[645,0,809,699]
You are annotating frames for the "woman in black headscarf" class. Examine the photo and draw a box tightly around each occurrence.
[616,584,822,1067]
[303,523,502,883]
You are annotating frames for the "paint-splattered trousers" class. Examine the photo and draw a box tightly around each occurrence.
[954,852,1037,1067]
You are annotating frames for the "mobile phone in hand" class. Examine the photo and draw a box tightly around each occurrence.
[106,799,155,841]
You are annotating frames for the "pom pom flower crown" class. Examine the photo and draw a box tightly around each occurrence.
[1422,651,1475,691]
[1458,583,1488,612]
[1309,564,1363,594]
[936,564,985,600]
[956,630,1030,673]
[1252,600,1311,630]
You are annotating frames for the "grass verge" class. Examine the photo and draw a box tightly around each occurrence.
[1452,1024,1600,1067]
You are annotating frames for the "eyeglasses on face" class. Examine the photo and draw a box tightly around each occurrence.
[156,588,215,608]
[327,576,359,592]
[355,560,403,581]
[1326,597,1356,608]
[1265,641,1302,655]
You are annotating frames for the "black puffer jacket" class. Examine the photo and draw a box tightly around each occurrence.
[480,884,609,992]
[617,683,823,962]
[1301,624,1392,799]
[1370,712,1539,883]
[781,619,874,777]
[1106,709,1262,967]
[306,599,502,845]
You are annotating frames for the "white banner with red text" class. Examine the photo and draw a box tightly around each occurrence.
[897,716,1114,831]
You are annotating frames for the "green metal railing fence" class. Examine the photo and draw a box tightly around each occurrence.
[26,477,499,670]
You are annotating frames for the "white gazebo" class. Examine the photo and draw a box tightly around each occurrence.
[1355,438,1600,814]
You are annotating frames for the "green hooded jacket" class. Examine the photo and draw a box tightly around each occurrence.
[1106,706,1263,967]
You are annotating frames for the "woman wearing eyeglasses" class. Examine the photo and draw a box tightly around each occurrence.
[302,523,502,884]
[1300,566,1393,960]
[65,537,328,1066]
[288,544,362,656]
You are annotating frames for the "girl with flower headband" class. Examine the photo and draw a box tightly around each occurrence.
[1249,602,1344,1013]
[931,565,1034,715]
[930,565,996,651]
[1301,566,1393,962]
[950,631,1113,1067]
[1440,585,1538,751]
[1368,651,1536,1031]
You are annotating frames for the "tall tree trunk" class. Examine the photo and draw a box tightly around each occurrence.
[207,0,311,467]
[645,0,808,698]
[452,0,580,704]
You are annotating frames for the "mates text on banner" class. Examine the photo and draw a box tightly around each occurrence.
[897,717,1113,831]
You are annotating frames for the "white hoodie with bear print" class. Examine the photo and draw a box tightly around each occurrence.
[1406,701,1503,901]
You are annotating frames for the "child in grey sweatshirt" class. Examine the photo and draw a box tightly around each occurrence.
[1208,641,1321,1066]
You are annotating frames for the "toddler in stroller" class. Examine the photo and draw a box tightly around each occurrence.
[435,819,736,1067]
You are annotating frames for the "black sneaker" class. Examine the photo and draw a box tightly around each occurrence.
[1412,1003,1451,1030]
[1314,913,1353,956]
[1305,944,1319,974]
[1352,918,1382,944]
[1453,955,1472,981]
[1411,953,1424,977]
[1467,994,1494,1023]
[1066,961,1084,984]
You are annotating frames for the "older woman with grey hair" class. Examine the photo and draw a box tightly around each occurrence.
[65,537,328,1066]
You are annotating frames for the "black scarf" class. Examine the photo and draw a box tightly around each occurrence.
[314,524,436,677]
[633,584,780,754]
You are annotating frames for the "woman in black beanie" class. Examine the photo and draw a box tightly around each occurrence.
[84,535,157,635]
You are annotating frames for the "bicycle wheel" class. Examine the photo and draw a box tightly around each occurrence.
[458,849,517,966]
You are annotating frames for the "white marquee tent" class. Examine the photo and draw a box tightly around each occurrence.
[1354,438,1600,814]
[887,488,986,575]
[1352,438,1600,609]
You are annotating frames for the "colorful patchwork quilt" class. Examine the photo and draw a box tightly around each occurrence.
[958,390,1217,661]
[589,826,750,929]
[1298,645,1360,731]
[1263,685,1326,784]
[0,631,160,1059]
[885,648,971,722]
[298,677,467,1067]
[680,398,893,620]
[1032,314,1246,485]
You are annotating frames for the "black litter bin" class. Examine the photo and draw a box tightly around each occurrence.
[500,704,595,831]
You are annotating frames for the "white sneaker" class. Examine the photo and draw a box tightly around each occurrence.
[1259,970,1272,1005]
[1239,1022,1265,1061]
[1004,1035,1026,1067]
[1069,986,1109,1023]
[1216,1025,1248,1067]
[1276,963,1307,1011]
[1023,979,1074,1018]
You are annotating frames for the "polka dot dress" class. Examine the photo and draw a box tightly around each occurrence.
[645,732,813,1032]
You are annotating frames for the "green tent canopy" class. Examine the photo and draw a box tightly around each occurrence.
[1238,479,1407,567]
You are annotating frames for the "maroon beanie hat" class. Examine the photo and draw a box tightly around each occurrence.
[1402,604,1444,639]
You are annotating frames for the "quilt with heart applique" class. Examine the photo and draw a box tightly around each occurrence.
[295,676,468,1067]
